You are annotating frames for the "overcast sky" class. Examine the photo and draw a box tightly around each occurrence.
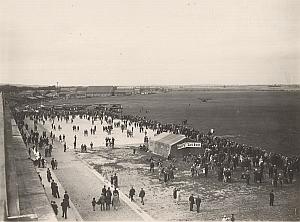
[0,0,299,86]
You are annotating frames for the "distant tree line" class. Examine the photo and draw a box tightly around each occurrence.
[0,85,56,93]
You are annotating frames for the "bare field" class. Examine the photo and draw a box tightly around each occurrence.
[79,146,300,221]
[40,90,300,220]
[49,90,300,156]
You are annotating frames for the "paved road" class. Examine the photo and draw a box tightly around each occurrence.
[25,118,152,221]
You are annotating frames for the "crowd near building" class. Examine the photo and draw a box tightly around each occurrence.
[9,99,300,220]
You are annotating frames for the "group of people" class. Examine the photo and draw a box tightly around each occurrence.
[128,187,146,205]
[50,191,71,219]
[93,186,120,211]
[105,137,115,148]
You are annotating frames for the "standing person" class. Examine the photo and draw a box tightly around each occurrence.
[230,214,235,221]
[129,187,136,202]
[102,185,107,197]
[173,188,178,201]
[113,187,119,196]
[47,168,52,182]
[61,199,68,219]
[54,160,58,169]
[189,194,195,211]
[51,158,55,170]
[54,183,60,198]
[111,137,115,148]
[49,145,52,157]
[150,160,155,172]
[51,180,56,197]
[113,173,118,188]
[177,189,181,205]
[92,198,96,211]
[28,147,31,158]
[106,187,112,210]
[195,195,202,213]
[269,190,274,206]
[64,191,70,208]
[41,157,45,168]
[112,193,120,210]
[99,193,106,211]
[110,175,114,187]
[139,188,145,205]
[64,143,67,152]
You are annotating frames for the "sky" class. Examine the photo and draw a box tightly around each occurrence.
[0,0,299,86]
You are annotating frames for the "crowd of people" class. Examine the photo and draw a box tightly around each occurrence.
[11,103,300,220]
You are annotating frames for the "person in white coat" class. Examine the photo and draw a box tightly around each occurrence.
[177,189,181,205]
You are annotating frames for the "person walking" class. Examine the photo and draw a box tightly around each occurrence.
[64,191,70,208]
[189,194,195,211]
[129,187,136,202]
[269,190,274,206]
[195,195,201,213]
[92,198,96,211]
[54,182,60,198]
[139,188,145,205]
[51,201,58,215]
[61,198,68,219]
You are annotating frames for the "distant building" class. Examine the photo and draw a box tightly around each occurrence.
[114,87,134,96]
[18,90,34,97]
[76,91,87,98]
[86,86,114,97]
[60,87,77,92]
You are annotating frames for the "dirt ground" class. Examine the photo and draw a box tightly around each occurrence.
[77,146,300,221]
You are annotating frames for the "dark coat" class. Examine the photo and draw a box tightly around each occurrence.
[61,200,68,210]
[189,196,195,204]
[129,188,136,196]
[195,197,201,206]
[139,190,145,198]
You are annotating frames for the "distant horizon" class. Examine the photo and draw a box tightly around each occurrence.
[1,82,300,88]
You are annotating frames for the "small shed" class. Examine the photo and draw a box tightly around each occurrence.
[148,133,188,158]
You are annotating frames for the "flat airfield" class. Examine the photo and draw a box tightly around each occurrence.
[34,90,300,221]
[49,90,300,156]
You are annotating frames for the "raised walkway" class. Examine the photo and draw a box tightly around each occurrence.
[25,118,154,221]
[0,92,7,221]
[0,93,57,221]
